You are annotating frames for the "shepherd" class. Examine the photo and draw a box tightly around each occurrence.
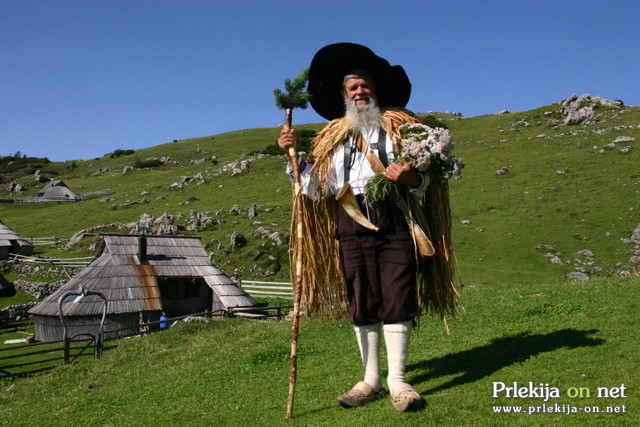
[278,43,458,412]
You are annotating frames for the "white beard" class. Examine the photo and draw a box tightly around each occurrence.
[344,96,382,130]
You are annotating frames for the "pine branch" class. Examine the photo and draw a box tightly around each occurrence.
[274,68,311,111]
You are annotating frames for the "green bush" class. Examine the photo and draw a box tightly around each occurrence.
[109,149,135,159]
[133,158,163,169]
[258,128,316,156]
[418,114,449,129]
[0,156,51,175]
[39,167,59,176]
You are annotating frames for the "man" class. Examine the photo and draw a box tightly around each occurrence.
[278,43,455,412]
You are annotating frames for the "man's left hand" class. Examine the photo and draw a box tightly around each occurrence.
[384,159,420,186]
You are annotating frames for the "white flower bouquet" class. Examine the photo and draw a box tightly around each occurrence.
[364,123,464,205]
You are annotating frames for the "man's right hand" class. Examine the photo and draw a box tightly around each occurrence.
[278,128,297,153]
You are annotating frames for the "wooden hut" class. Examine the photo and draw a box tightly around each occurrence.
[33,180,81,201]
[0,220,34,259]
[28,234,258,342]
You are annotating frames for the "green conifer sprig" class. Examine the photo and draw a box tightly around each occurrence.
[274,68,311,110]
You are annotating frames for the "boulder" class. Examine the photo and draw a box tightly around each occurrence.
[566,272,589,281]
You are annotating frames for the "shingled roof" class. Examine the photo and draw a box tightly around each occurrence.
[29,234,256,318]
[0,220,34,259]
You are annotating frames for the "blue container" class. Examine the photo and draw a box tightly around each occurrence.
[159,314,170,330]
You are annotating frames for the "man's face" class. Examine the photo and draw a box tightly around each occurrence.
[342,77,376,109]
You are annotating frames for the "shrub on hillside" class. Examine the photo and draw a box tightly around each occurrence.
[133,158,163,169]
[418,114,449,129]
[257,128,316,156]
[39,167,60,176]
[109,149,135,159]
[0,156,51,174]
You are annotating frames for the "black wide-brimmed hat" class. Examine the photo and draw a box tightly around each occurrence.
[307,42,412,121]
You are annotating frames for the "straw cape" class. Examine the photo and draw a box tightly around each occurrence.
[290,107,458,321]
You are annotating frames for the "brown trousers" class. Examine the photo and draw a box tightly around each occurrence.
[337,196,417,325]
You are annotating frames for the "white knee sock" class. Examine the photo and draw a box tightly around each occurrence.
[353,322,382,391]
[383,320,413,397]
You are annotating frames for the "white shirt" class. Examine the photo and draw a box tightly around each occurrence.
[288,125,427,200]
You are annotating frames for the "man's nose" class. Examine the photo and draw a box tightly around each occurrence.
[355,88,368,98]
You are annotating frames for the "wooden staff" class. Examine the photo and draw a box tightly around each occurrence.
[284,107,304,420]
[274,67,310,420]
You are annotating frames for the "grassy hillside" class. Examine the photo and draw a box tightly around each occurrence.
[447,103,639,284]
[0,100,638,287]
[1,97,638,426]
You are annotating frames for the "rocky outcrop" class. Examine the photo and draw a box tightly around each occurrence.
[558,94,623,125]
[539,224,640,280]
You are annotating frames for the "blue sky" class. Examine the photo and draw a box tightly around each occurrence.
[2,0,639,161]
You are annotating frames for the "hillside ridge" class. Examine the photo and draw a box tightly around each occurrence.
[0,94,638,291]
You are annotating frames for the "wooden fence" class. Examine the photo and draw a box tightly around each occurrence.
[0,190,111,204]
[8,196,84,203]
[9,253,93,268]
[0,338,116,379]
[238,280,293,300]
[0,319,106,378]
[29,237,68,246]
[0,301,293,379]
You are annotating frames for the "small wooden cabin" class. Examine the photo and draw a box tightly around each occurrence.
[33,180,81,202]
[0,220,34,259]
[29,234,258,342]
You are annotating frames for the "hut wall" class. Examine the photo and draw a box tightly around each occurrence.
[212,292,225,313]
[12,241,34,256]
[0,281,15,298]
[33,313,141,342]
